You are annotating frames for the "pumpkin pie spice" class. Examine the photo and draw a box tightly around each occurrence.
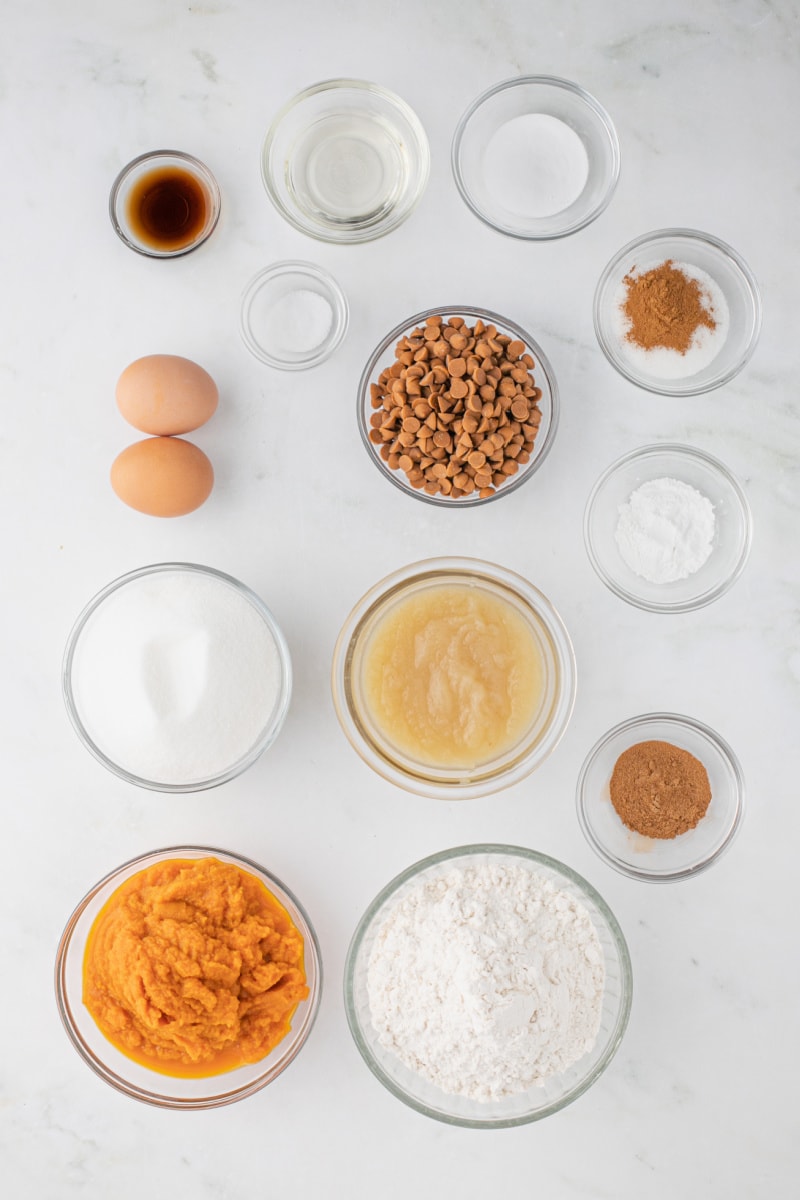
[622,260,717,354]
[609,739,712,839]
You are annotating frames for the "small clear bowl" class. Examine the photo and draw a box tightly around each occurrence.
[55,846,322,1108]
[593,228,761,395]
[452,76,620,240]
[344,844,632,1127]
[240,261,349,369]
[576,714,745,883]
[109,150,221,258]
[584,443,752,613]
[358,305,558,507]
[331,558,576,799]
[63,563,292,792]
[261,79,430,244]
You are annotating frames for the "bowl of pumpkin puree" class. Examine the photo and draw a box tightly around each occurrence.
[332,557,576,799]
[55,847,321,1108]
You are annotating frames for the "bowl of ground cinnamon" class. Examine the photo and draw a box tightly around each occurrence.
[593,229,761,396]
[576,713,744,882]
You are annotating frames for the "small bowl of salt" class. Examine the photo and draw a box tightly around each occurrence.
[451,76,620,240]
[240,261,348,370]
[583,444,752,613]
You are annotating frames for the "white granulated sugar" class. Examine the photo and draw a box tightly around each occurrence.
[615,477,716,584]
[71,570,282,783]
[366,860,605,1101]
[265,288,332,356]
[483,113,589,219]
[611,261,730,380]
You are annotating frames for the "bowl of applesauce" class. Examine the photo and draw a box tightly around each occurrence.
[331,558,576,799]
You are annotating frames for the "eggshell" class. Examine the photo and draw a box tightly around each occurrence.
[111,437,214,517]
[116,354,219,435]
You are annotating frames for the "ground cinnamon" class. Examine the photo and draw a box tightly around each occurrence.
[609,739,711,839]
[622,260,716,353]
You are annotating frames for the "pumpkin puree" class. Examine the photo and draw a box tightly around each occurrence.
[83,857,308,1077]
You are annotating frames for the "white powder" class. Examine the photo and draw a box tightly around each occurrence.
[264,288,332,356]
[70,569,285,784]
[366,860,605,1101]
[611,261,730,380]
[483,113,589,219]
[615,477,716,584]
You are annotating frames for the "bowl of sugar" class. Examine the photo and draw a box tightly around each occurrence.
[583,444,752,612]
[451,76,620,240]
[63,563,292,791]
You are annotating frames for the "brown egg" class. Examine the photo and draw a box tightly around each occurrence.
[116,354,219,435]
[111,437,214,516]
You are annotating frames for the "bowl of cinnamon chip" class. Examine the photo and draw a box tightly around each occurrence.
[358,306,558,505]
[576,712,745,883]
[593,229,761,396]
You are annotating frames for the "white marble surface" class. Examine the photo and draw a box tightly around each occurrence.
[3,0,799,1195]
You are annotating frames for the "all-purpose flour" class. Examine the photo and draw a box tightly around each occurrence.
[366,860,605,1101]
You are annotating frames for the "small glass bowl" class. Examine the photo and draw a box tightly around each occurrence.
[358,305,558,507]
[576,714,745,883]
[240,261,349,369]
[594,228,762,395]
[63,563,292,792]
[344,844,632,1127]
[452,76,620,240]
[331,558,576,799]
[55,846,322,1108]
[261,79,430,243]
[109,150,221,258]
[584,443,752,613]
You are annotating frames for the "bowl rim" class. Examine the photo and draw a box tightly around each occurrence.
[451,74,621,241]
[343,842,632,1127]
[54,844,323,1109]
[583,442,753,613]
[575,712,746,882]
[108,149,221,259]
[593,226,763,396]
[62,562,293,792]
[357,303,560,507]
[239,259,350,369]
[330,556,577,798]
[260,77,431,244]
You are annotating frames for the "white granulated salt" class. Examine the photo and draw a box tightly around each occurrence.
[615,477,716,584]
[70,569,284,784]
[366,860,605,1101]
[265,288,333,356]
[483,113,589,219]
[611,261,730,380]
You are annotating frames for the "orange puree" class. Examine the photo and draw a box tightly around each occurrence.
[360,583,544,769]
[83,857,308,1077]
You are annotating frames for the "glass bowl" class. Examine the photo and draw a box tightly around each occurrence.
[240,261,349,369]
[55,846,322,1108]
[452,76,619,240]
[358,305,558,507]
[576,714,745,882]
[593,228,761,395]
[584,443,752,613]
[109,150,221,258]
[344,844,632,1127]
[331,558,576,799]
[261,79,430,243]
[63,563,292,792]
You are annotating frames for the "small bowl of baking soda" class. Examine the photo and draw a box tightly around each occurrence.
[584,444,752,613]
[594,229,761,395]
[240,261,349,370]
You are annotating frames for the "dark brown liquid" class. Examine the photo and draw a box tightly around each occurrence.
[126,167,208,251]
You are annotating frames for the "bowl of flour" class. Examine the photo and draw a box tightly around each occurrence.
[63,563,292,791]
[584,444,752,613]
[344,844,631,1127]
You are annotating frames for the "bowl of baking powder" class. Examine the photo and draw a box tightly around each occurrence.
[344,844,631,1127]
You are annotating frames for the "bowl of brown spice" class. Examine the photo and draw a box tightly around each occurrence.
[593,229,761,396]
[576,713,745,882]
[357,306,558,505]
